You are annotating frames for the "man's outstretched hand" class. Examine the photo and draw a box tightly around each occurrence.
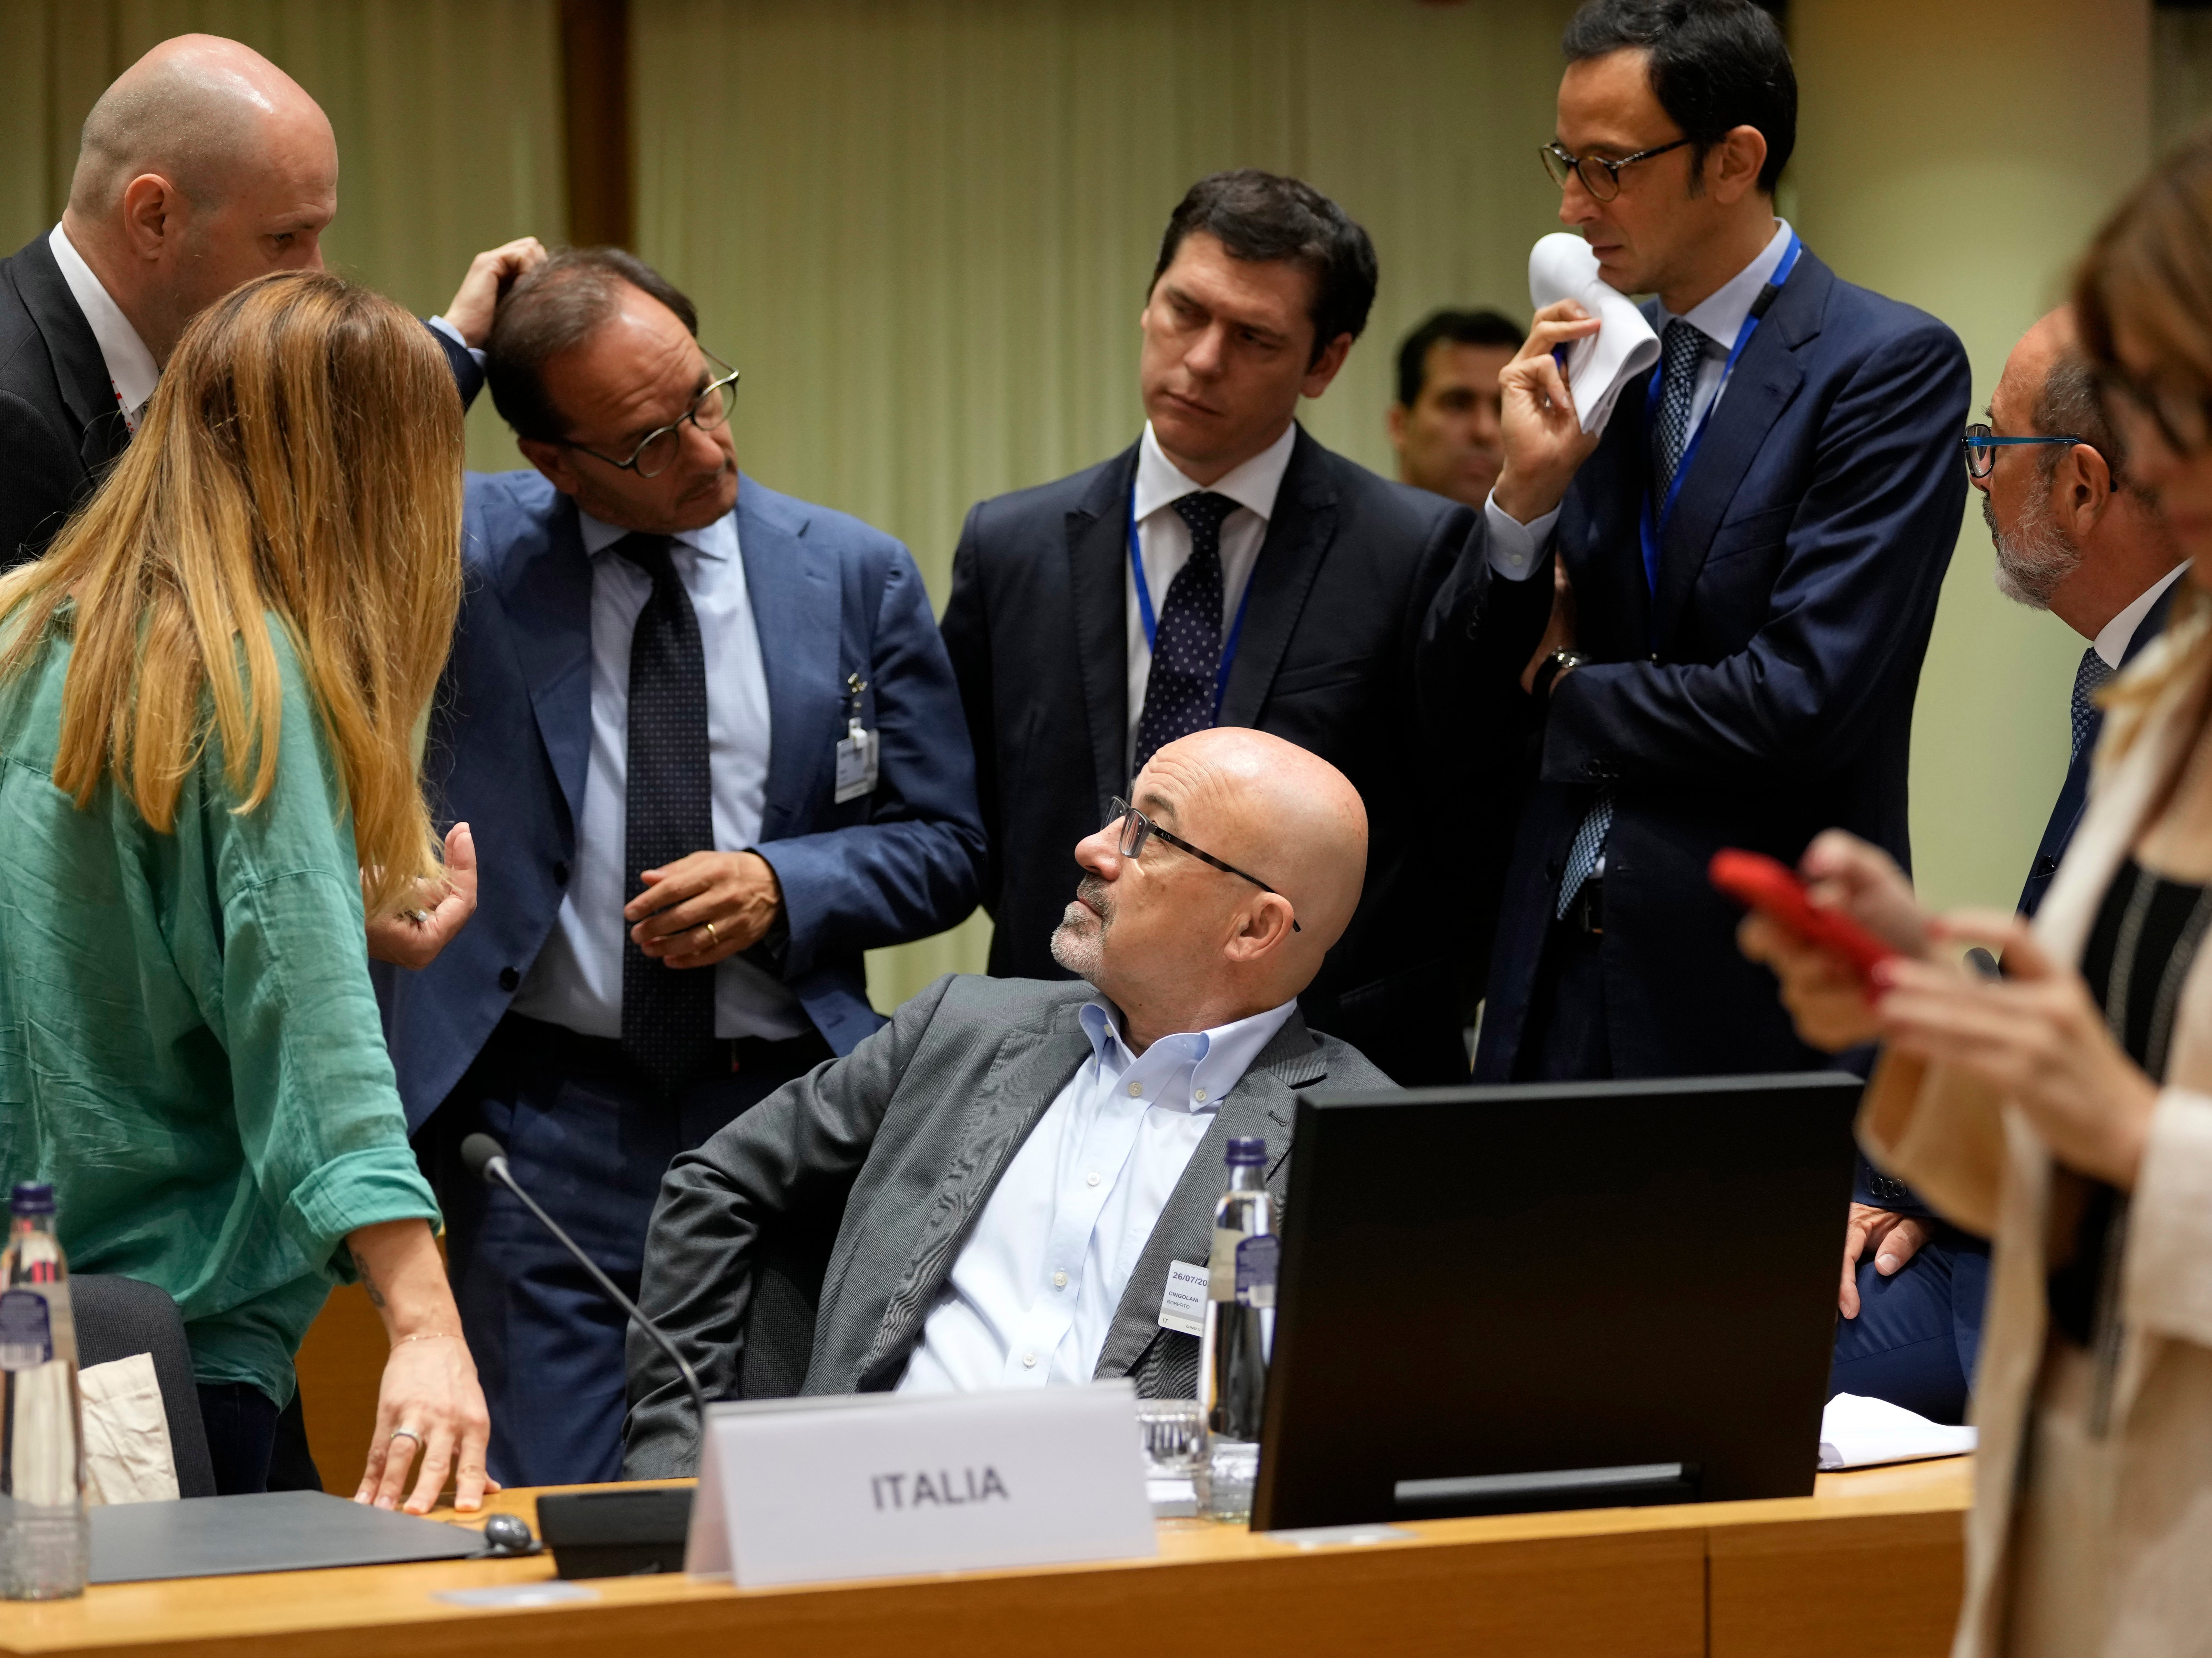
[367,823,479,971]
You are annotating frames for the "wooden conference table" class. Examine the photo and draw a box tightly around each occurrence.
[0,1457,1968,1658]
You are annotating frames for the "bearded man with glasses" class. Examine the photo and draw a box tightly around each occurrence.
[373,247,986,1487]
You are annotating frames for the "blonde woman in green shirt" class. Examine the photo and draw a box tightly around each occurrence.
[0,271,491,1513]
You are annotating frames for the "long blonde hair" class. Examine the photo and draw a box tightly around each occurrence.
[0,270,463,916]
[2075,127,2212,752]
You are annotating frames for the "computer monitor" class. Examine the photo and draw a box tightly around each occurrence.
[1249,1072,1862,1531]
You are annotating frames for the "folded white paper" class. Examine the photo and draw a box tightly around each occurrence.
[78,1352,180,1506]
[687,1381,1158,1586]
[1818,1392,1976,1471]
[1527,233,1660,436]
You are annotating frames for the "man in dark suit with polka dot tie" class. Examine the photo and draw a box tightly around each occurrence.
[941,170,1480,1085]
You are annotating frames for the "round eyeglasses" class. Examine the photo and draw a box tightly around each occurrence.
[1539,137,1692,203]
[559,353,741,478]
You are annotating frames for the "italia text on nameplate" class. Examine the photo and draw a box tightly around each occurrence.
[685,1381,1158,1586]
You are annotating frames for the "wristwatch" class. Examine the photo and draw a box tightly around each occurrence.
[1532,648,1586,702]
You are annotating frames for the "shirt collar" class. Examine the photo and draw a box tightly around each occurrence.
[1133,419,1298,527]
[1077,996,1300,1114]
[2094,562,2189,670]
[47,223,159,430]
[578,504,737,564]
[1657,218,1796,354]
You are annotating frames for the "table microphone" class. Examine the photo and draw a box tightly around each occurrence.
[458,1132,709,1438]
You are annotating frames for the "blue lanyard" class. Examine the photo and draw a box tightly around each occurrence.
[1638,233,1803,597]
[1128,490,1255,713]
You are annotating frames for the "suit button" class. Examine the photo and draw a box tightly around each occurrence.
[498,967,520,993]
[553,860,570,886]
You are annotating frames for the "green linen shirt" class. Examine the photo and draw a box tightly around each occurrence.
[0,609,440,1407]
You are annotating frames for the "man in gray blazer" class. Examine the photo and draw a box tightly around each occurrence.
[626,727,1387,1475]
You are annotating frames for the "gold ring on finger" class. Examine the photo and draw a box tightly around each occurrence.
[703,920,718,944]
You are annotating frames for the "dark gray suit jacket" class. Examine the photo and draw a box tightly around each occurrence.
[624,973,1391,1477]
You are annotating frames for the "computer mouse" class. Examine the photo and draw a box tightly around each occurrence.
[481,1513,536,1555]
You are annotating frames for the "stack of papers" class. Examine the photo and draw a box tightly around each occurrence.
[1818,1392,1976,1470]
[1526,233,1661,436]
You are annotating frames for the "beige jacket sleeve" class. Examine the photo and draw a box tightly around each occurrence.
[1856,1049,2007,1240]
[2124,1087,2212,1345]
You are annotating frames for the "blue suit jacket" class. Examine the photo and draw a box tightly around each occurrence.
[374,470,987,1134]
[1423,247,1972,1081]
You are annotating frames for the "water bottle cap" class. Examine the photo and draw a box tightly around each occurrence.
[1224,1136,1266,1166]
[10,1183,55,1216]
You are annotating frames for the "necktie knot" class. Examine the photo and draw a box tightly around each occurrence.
[1172,491,1237,545]
[613,531,679,590]
[2072,645,2116,762]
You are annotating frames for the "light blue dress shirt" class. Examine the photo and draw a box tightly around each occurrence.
[1484,218,1797,581]
[897,996,1298,1393]
[507,501,810,1040]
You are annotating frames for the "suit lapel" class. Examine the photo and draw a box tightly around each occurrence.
[740,480,842,839]
[1069,447,1139,810]
[1092,1014,1327,1380]
[860,1007,1096,1384]
[1649,256,1828,654]
[8,236,130,475]
[495,494,595,833]
[1218,426,1336,730]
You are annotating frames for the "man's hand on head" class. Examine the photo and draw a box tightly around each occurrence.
[1492,299,1606,525]
[365,822,479,971]
[443,237,549,349]
[1838,1203,1930,1318]
[627,850,783,969]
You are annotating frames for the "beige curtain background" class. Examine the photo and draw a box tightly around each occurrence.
[631,0,1585,1005]
[0,0,565,474]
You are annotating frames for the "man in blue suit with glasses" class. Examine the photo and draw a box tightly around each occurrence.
[374,248,986,1486]
[1423,0,1970,1086]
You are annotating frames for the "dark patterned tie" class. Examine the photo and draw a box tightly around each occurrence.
[1132,491,1236,774]
[616,533,716,1092]
[1557,322,1707,922]
[1651,318,1707,496]
[2072,646,2115,764]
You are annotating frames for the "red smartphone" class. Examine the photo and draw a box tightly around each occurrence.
[1708,848,1899,977]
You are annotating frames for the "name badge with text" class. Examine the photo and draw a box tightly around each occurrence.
[685,1381,1157,1586]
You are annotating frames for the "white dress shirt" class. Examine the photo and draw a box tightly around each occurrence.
[897,996,1298,1393]
[2094,563,2188,670]
[1484,219,1797,581]
[1124,421,1297,771]
[507,502,810,1040]
[46,225,158,436]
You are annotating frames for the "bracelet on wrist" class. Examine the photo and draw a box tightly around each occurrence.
[391,1330,462,1349]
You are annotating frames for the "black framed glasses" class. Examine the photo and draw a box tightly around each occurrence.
[1107,797,1300,932]
[1960,423,2091,480]
[2096,365,2212,460]
[1539,137,1692,203]
[559,352,741,478]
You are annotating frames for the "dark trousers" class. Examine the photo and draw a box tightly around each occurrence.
[1512,903,1612,1082]
[420,1013,832,1488]
[197,1385,321,1495]
[1829,1228,1990,1426]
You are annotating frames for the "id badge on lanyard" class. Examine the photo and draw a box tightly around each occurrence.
[833,670,878,804]
[1637,233,1804,601]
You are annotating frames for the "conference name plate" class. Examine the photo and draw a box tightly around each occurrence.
[684,1381,1158,1585]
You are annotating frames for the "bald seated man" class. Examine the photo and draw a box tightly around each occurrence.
[624,727,1387,1474]
[0,32,540,570]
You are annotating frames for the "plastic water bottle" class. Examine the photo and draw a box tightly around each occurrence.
[1200,1136,1275,1522]
[1,1183,87,1599]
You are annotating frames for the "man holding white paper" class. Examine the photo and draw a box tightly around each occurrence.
[1420,0,1970,1083]
[623,729,1389,1476]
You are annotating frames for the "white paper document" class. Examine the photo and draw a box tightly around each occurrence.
[1818,1392,1976,1471]
[1526,233,1661,436]
[686,1380,1157,1586]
